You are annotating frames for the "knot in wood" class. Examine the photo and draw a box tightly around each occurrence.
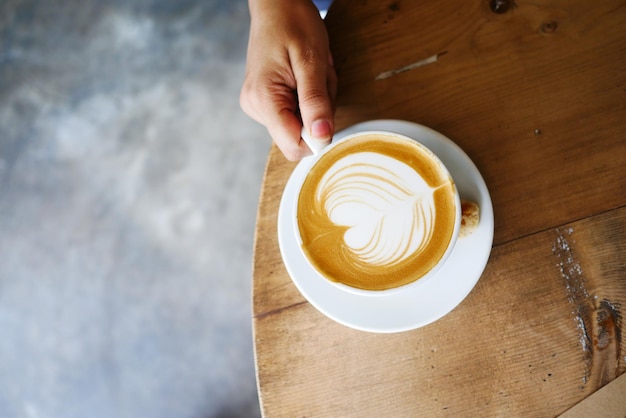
[489,0,511,14]
[541,20,558,33]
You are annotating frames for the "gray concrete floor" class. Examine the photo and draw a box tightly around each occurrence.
[0,1,269,417]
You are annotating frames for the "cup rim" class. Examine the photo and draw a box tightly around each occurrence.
[294,129,462,297]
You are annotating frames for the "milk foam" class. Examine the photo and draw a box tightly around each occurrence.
[316,152,437,267]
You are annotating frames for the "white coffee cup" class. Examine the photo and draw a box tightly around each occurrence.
[295,129,461,297]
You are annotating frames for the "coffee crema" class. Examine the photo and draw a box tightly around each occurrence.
[297,133,457,291]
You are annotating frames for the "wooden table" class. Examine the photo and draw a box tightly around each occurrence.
[252,0,626,415]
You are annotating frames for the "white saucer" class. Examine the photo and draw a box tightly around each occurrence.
[278,120,494,333]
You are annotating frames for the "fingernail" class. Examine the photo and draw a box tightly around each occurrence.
[311,119,331,140]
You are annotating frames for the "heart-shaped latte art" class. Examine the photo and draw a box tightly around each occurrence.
[316,152,437,267]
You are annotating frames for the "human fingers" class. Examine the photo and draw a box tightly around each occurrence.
[240,79,312,161]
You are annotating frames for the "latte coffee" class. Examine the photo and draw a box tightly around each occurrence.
[296,132,459,292]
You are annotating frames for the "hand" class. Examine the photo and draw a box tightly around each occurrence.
[240,0,337,161]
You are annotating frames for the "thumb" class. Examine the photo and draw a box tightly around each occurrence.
[293,51,335,150]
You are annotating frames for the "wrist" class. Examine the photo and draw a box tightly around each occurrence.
[249,0,318,20]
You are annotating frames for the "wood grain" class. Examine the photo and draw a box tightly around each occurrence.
[252,0,626,415]
[326,0,626,245]
[255,208,625,416]
[559,373,626,417]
